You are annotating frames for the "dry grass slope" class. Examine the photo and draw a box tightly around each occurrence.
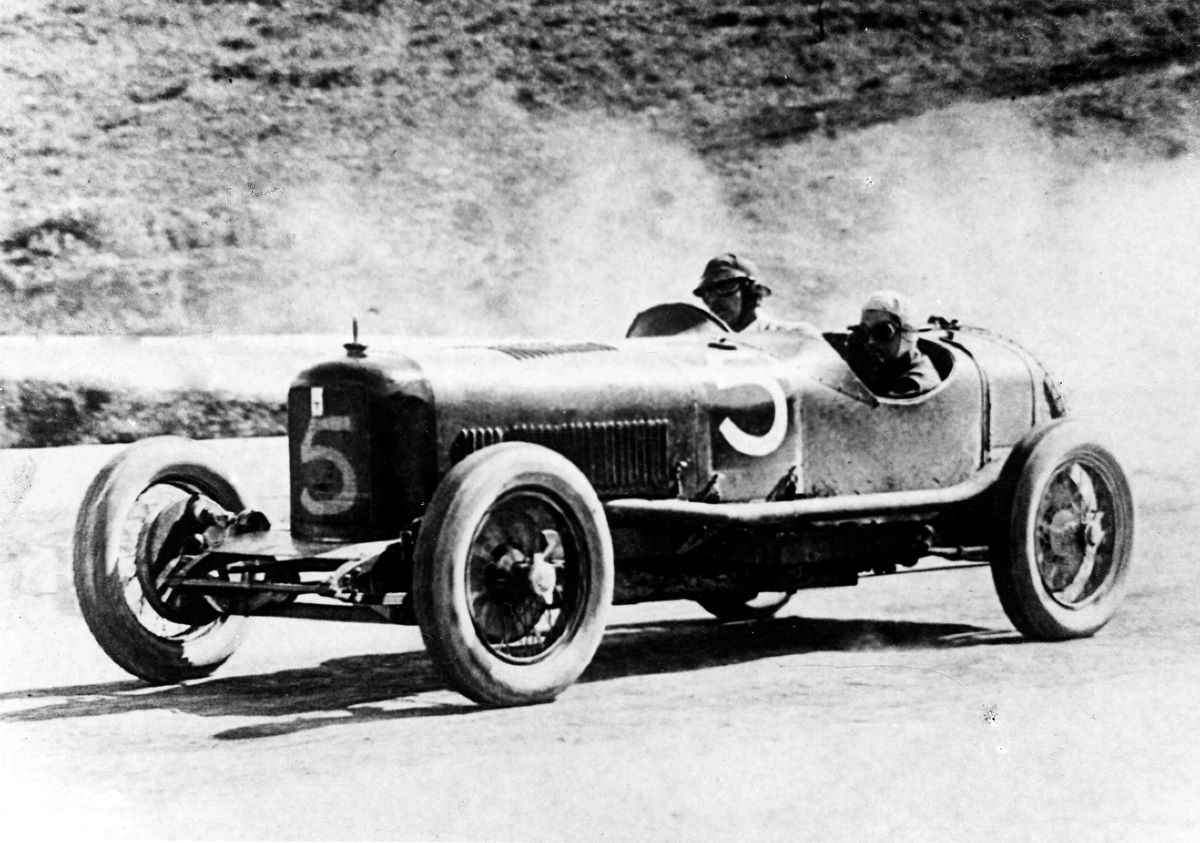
[1,0,1198,443]
[2,0,1199,335]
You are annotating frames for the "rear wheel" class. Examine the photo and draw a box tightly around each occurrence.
[73,437,250,683]
[990,421,1134,640]
[413,443,614,706]
[696,590,794,622]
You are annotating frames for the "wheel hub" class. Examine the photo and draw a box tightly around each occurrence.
[1036,461,1111,606]
[481,531,561,593]
[467,495,574,660]
[136,498,223,626]
[474,528,564,638]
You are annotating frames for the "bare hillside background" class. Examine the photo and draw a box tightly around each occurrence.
[2,0,1199,443]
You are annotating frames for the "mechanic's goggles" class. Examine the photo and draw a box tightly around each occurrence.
[851,320,900,344]
[699,278,745,299]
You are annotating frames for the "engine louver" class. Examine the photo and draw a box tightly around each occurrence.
[486,342,617,360]
[451,419,671,496]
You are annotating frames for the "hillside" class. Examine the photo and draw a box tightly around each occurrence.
[2,0,1198,338]
[1,0,1199,445]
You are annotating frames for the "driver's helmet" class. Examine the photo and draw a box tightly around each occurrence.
[694,253,761,296]
[862,289,919,332]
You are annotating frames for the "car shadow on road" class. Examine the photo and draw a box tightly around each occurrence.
[587,615,1017,682]
[0,615,1016,738]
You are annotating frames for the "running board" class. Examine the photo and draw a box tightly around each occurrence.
[605,460,1002,527]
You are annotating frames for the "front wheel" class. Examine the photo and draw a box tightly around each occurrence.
[990,420,1134,640]
[73,437,251,683]
[413,443,614,706]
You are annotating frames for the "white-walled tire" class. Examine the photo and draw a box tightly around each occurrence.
[413,443,614,706]
[73,436,250,683]
[990,420,1134,640]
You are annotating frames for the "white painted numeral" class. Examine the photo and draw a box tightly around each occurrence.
[711,365,788,457]
[299,414,356,515]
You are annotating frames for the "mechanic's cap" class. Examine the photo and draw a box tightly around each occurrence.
[862,289,920,332]
[694,253,759,295]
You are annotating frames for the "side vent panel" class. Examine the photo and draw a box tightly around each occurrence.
[451,419,671,497]
[486,342,617,361]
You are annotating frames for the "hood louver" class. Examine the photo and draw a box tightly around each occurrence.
[452,419,671,497]
[486,342,617,360]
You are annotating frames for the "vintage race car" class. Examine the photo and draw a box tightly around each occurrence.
[73,304,1134,706]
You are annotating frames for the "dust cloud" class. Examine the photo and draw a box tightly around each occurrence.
[758,102,1200,472]
[266,105,750,340]
[787,104,1200,390]
[265,97,1200,459]
[267,98,1199,352]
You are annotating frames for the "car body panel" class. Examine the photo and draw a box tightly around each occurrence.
[414,340,702,485]
[799,339,984,496]
[941,332,1040,450]
[284,307,1059,550]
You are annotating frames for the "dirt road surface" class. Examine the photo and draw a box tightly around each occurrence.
[1,387,1199,840]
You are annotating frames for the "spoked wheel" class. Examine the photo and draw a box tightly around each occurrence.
[73,437,250,683]
[696,590,794,622]
[467,491,581,661]
[413,443,613,706]
[990,420,1134,640]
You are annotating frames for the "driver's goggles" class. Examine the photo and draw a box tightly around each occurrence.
[699,279,744,299]
[850,321,901,343]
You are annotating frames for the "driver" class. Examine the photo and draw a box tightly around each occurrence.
[849,289,941,398]
[694,253,814,333]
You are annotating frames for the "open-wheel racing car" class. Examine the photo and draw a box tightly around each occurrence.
[73,304,1134,706]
